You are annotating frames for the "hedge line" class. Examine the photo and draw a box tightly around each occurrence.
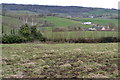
[0,36,119,44]
[45,37,120,43]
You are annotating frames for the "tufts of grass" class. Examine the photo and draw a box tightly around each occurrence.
[1,43,119,78]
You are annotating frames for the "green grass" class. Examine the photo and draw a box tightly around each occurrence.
[2,16,22,29]
[3,16,21,25]
[38,16,80,27]
[37,16,92,28]
[5,10,37,17]
[2,43,119,78]
[43,31,118,39]
[73,18,118,26]
[37,16,118,31]
[2,16,21,35]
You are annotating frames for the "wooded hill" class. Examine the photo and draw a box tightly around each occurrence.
[1,3,118,18]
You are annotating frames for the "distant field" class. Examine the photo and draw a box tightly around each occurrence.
[2,16,21,26]
[43,31,118,40]
[72,18,118,26]
[37,16,118,31]
[2,43,119,78]
[5,10,37,17]
[37,16,92,28]
[2,16,22,35]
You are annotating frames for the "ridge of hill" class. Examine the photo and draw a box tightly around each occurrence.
[1,3,118,18]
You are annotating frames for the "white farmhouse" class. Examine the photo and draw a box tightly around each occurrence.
[89,16,94,18]
[83,22,92,25]
[101,27,105,31]
[88,28,97,31]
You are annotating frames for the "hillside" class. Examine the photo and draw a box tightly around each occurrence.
[38,16,118,28]
[71,18,118,26]
[1,3,118,18]
[1,14,118,32]
[37,16,92,28]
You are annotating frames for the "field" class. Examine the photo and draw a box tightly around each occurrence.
[2,43,119,78]
[72,18,118,26]
[38,16,118,28]
[43,31,118,40]
[38,16,93,28]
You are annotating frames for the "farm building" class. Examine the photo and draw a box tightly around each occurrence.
[66,16,72,18]
[89,26,112,31]
[101,26,111,31]
[88,28,97,31]
[89,16,94,18]
[101,27,105,31]
[82,22,92,25]
[88,26,101,31]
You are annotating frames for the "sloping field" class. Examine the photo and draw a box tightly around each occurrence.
[72,18,118,26]
[2,16,22,34]
[38,16,92,28]
[2,16,21,26]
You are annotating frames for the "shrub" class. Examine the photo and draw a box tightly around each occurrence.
[18,24,45,42]
[30,25,37,38]
[19,24,31,37]
[35,31,46,42]
[2,35,26,44]
[0,36,2,43]
[100,37,117,43]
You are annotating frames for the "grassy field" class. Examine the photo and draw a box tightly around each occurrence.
[2,15,22,26]
[2,16,22,35]
[72,18,118,26]
[2,43,119,78]
[43,31,118,40]
[37,16,92,28]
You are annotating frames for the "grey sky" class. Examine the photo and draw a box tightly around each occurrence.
[1,0,119,9]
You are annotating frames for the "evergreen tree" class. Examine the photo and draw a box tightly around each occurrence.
[19,24,31,37]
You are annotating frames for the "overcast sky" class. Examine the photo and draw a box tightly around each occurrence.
[1,0,119,9]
